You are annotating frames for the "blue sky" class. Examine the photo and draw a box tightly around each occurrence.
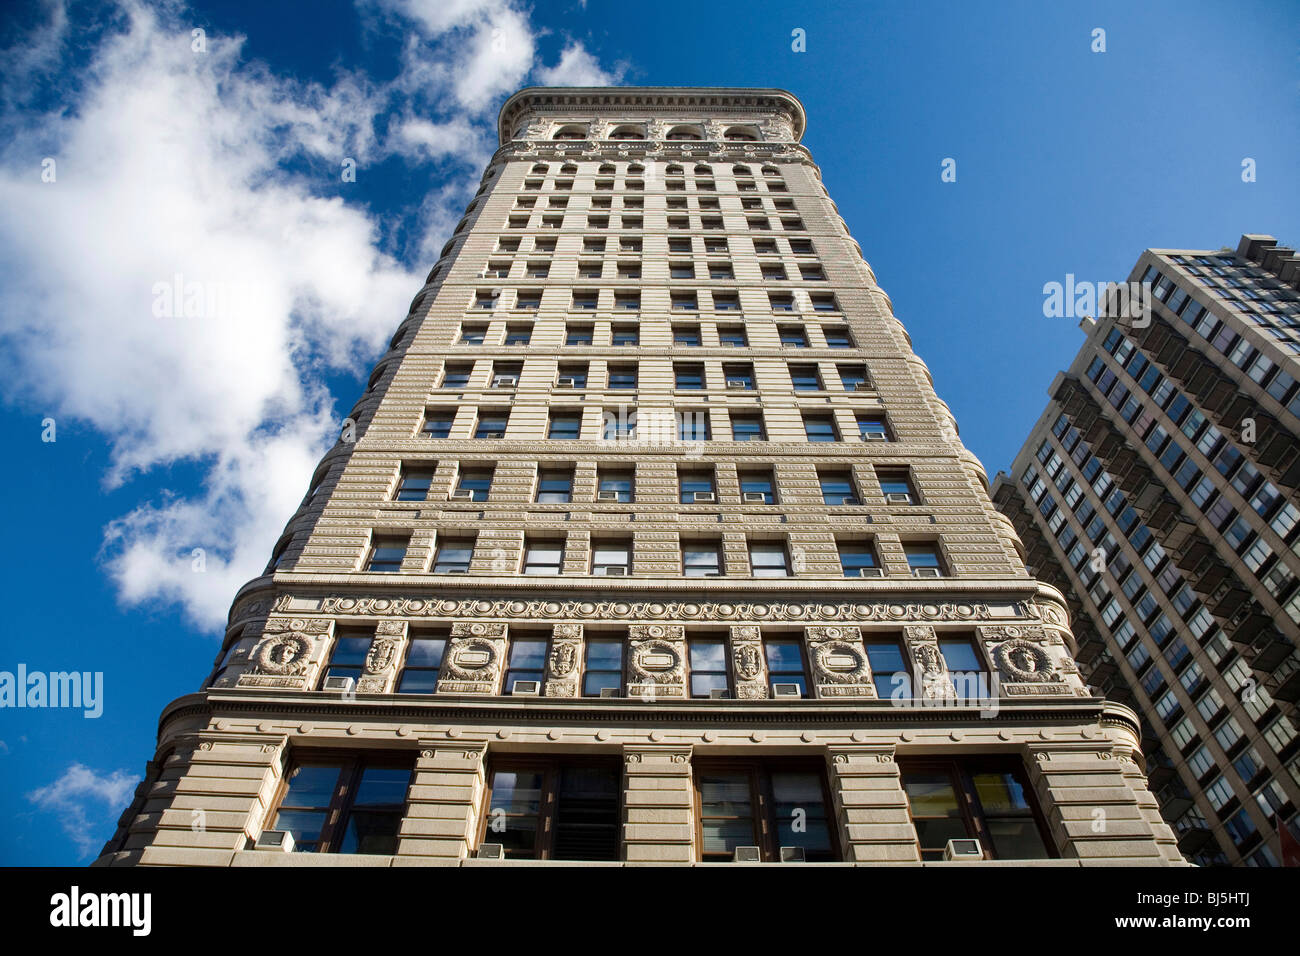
[0,0,1295,865]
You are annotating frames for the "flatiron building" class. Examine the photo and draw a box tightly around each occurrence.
[96,87,1183,867]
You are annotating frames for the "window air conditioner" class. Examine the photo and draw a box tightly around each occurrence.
[771,683,802,698]
[779,846,806,863]
[493,375,518,387]
[599,687,621,699]
[556,377,577,388]
[885,492,913,504]
[692,491,716,503]
[450,489,474,500]
[510,680,541,696]
[943,838,983,861]
[596,491,620,501]
[322,676,354,693]
[913,567,943,578]
[858,567,884,578]
[254,830,295,852]
[862,431,887,441]
[708,688,729,699]
[733,846,761,863]
[726,379,748,389]
[742,492,767,503]
[477,843,505,859]
[599,566,629,576]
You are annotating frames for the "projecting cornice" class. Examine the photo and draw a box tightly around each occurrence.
[496,86,807,146]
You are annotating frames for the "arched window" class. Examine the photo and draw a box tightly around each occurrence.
[627,163,645,174]
[666,125,702,141]
[553,125,587,140]
[761,166,780,176]
[598,163,616,174]
[611,125,645,140]
[665,164,684,175]
[724,126,759,142]
[693,164,711,175]
[732,165,752,176]
[560,163,578,174]
[531,164,550,174]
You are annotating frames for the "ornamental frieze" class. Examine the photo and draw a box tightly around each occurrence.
[306,594,1001,624]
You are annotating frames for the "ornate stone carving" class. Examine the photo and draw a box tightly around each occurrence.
[805,625,875,698]
[313,595,998,625]
[628,624,685,698]
[438,625,507,694]
[978,624,1078,698]
[992,639,1055,683]
[730,624,767,699]
[903,625,954,702]
[240,622,325,689]
[545,623,582,698]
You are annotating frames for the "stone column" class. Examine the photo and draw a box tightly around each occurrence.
[825,744,921,863]
[395,741,489,862]
[1025,742,1186,865]
[622,744,695,863]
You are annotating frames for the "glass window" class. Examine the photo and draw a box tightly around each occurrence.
[750,542,790,578]
[365,536,407,573]
[689,639,729,697]
[900,759,1050,861]
[432,536,474,574]
[583,639,624,696]
[695,761,836,863]
[764,638,805,692]
[523,540,565,575]
[397,632,447,692]
[272,756,413,854]
[864,638,909,699]
[482,760,620,860]
[503,637,549,691]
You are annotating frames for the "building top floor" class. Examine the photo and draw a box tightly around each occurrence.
[497,86,807,146]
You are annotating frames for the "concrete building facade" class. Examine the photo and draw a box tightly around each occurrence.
[96,87,1182,867]
[993,235,1300,866]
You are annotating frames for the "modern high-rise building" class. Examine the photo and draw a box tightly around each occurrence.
[96,87,1182,868]
[993,235,1300,866]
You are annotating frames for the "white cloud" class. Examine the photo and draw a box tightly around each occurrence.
[535,43,621,87]
[28,764,138,857]
[0,0,623,633]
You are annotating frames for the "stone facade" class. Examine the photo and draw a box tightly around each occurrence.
[96,87,1183,867]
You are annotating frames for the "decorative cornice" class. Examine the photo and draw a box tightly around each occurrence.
[496,86,808,146]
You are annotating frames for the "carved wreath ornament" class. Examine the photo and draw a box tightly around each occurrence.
[253,634,312,676]
[993,639,1055,683]
[443,639,498,681]
[813,642,870,683]
[630,641,684,682]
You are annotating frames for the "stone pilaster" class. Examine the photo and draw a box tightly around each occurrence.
[1025,742,1185,865]
[825,744,921,863]
[128,732,285,866]
[622,744,695,863]
[395,741,488,861]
